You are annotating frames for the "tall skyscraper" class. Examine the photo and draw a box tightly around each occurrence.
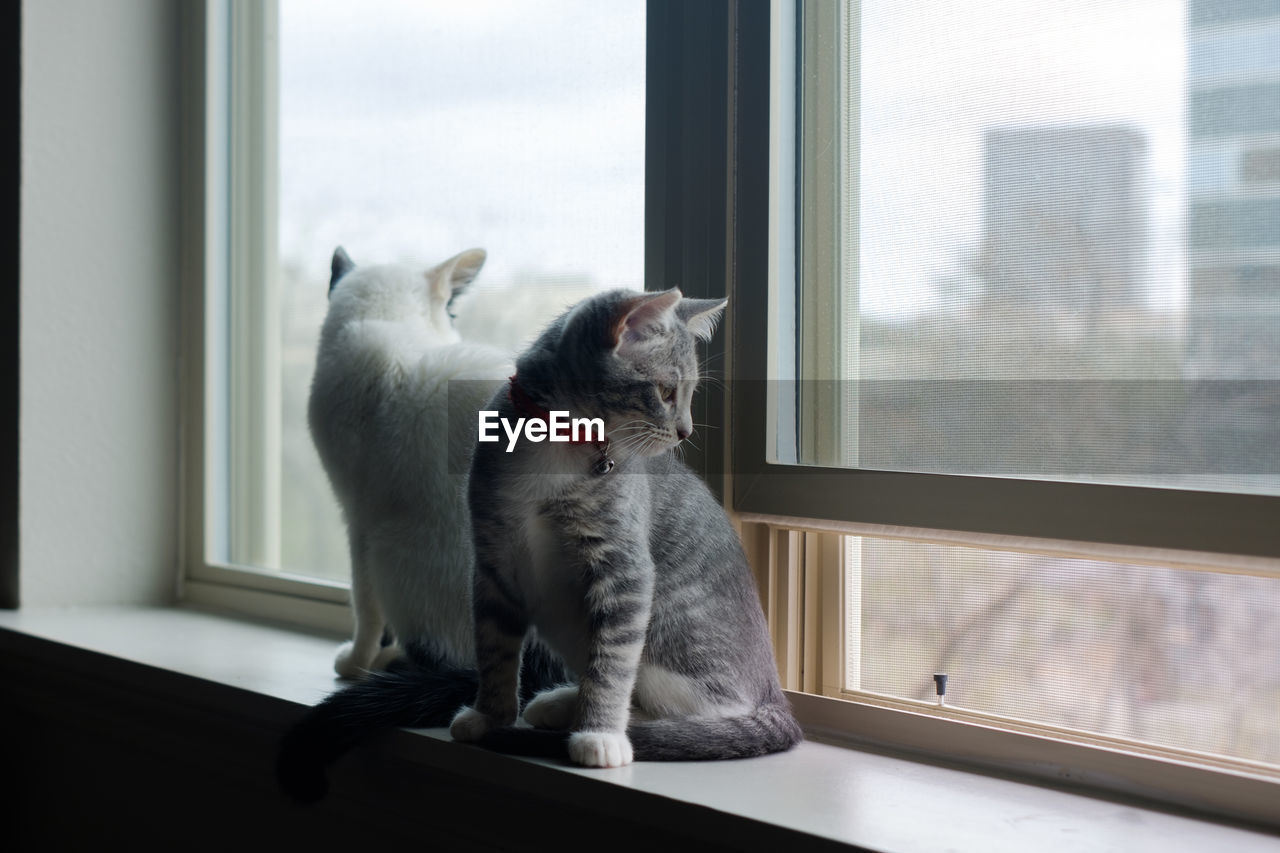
[1186,1,1280,379]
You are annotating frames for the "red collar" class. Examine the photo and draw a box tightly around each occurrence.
[507,375,605,448]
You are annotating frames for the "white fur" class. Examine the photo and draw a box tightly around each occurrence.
[522,684,579,730]
[568,731,633,768]
[333,638,406,679]
[516,510,593,676]
[309,248,513,677]
[634,664,750,719]
[449,706,497,742]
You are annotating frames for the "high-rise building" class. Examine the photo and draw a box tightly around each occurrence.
[978,125,1147,317]
[1186,1,1280,379]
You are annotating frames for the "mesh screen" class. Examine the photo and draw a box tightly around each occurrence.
[829,1,1280,494]
[853,536,1280,765]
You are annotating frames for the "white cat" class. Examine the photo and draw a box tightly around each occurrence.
[308,246,511,678]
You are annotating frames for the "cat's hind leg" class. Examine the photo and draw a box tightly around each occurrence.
[522,685,578,730]
[334,530,390,679]
[370,639,403,671]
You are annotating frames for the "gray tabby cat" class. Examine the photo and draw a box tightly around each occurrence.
[449,287,802,766]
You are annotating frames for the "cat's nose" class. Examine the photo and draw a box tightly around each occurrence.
[677,425,693,441]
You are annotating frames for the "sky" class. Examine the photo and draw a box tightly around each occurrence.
[858,0,1186,316]
[278,0,1190,320]
[278,0,647,292]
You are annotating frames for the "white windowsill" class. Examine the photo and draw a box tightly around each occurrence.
[1,604,1275,853]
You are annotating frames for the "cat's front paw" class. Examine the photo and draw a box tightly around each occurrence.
[568,730,634,768]
[522,685,578,730]
[450,706,498,742]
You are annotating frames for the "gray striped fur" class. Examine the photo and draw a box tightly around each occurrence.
[450,288,801,766]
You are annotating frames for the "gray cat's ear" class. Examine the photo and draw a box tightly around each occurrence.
[329,246,355,296]
[611,288,683,352]
[430,248,487,301]
[676,297,728,343]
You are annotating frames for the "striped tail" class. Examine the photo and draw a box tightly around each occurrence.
[476,702,803,762]
[628,702,803,760]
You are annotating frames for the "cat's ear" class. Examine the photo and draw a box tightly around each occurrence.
[330,246,355,296]
[611,288,682,353]
[430,248,487,301]
[676,297,728,343]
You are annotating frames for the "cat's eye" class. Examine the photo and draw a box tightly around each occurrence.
[658,384,677,405]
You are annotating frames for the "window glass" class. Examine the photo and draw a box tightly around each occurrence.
[848,535,1280,765]
[794,0,1280,769]
[275,0,645,578]
[796,0,1280,497]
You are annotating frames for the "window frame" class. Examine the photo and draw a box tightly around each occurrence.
[721,0,1279,827]
[177,0,1280,828]
[180,0,351,631]
[1,0,17,609]
[728,1,1280,562]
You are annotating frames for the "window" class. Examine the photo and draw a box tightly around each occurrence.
[185,1,645,606]
[274,0,645,582]
[182,0,1279,827]
[733,0,1279,821]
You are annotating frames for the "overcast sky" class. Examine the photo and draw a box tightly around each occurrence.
[859,0,1186,316]
[279,0,646,292]
[279,0,1188,318]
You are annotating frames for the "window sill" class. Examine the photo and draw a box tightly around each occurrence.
[0,604,1275,852]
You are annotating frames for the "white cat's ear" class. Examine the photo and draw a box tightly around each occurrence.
[611,288,682,352]
[330,246,355,296]
[676,297,727,343]
[429,248,487,301]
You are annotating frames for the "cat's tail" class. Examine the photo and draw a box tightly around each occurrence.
[276,664,478,803]
[476,701,803,762]
[277,642,568,802]
[627,701,803,760]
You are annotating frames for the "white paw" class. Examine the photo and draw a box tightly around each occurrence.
[370,642,403,671]
[568,731,634,768]
[333,640,372,679]
[522,686,579,730]
[450,706,497,742]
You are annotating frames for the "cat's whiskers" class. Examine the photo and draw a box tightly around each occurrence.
[698,354,726,388]
[609,420,653,441]
[612,430,659,459]
[644,435,668,457]
[611,418,650,431]
[696,372,726,391]
[615,430,663,460]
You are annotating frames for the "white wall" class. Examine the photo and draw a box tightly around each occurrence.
[20,0,180,605]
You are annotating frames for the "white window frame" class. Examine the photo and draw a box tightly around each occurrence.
[180,0,350,633]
